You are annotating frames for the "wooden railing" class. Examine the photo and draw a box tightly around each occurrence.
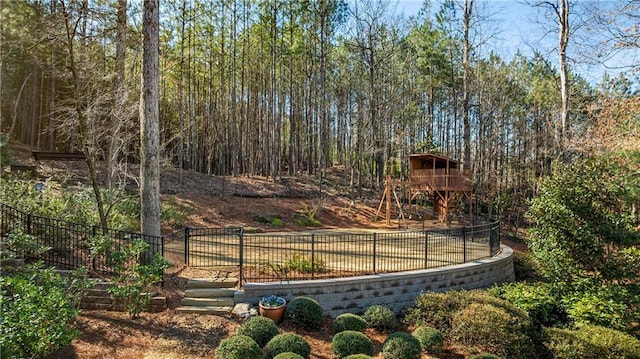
[408,169,472,191]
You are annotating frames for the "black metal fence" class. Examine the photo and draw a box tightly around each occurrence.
[182,220,501,283]
[1,202,500,284]
[0,203,164,276]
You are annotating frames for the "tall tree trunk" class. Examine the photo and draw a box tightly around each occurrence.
[140,0,161,238]
[462,0,473,168]
[558,0,569,149]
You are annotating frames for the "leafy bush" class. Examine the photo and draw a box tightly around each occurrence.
[381,332,421,359]
[264,333,311,359]
[105,240,172,317]
[333,313,367,333]
[470,354,502,359]
[285,297,324,329]
[363,305,397,331]
[331,330,374,358]
[489,282,567,328]
[563,286,631,331]
[273,353,305,359]
[526,157,639,287]
[412,326,444,354]
[545,325,640,359]
[237,315,279,347]
[214,335,262,359]
[283,254,325,274]
[404,291,461,332]
[0,264,90,358]
[512,252,543,281]
[449,302,537,358]
[3,228,49,259]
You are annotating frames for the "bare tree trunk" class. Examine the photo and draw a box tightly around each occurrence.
[140,0,161,238]
[558,0,569,149]
[462,0,473,168]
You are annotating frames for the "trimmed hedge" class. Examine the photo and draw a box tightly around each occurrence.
[450,302,536,358]
[331,330,374,358]
[285,297,324,329]
[264,333,311,359]
[332,313,367,333]
[545,324,640,359]
[273,353,305,359]
[381,332,421,359]
[236,315,279,347]
[412,325,444,354]
[214,335,262,359]
[363,305,397,331]
[470,354,502,359]
[343,355,373,359]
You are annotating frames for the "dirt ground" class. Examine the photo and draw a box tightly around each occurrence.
[8,142,522,358]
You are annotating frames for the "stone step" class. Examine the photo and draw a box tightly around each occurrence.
[181,297,235,307]
[184,288,236,298]
[186,278,238,289]
[175,305,233,315]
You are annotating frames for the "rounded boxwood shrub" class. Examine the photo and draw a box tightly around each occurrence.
[332,313,367,333]
[331,330,374,358]
[412,325,444,353]
[344,355,373,359]
[545,325,640,359]
[264,333,311,359]
[470,354,502,359]
[404,292,461,332]
[363,305,397,331]
[285,297,323,329]
[381,332,421,359]
[450,302,536,358]
[273,353,305,359]
[236,315,279,347]
[214,335,262,359]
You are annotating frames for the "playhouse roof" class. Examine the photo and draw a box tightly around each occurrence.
[407,153,462,164]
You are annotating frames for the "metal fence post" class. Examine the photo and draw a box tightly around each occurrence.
[184,227,190,265]
[311,234,315,279]
[372,233,377,274]
[26,213,32,234]
[238,227,244,284]
[424,231,429,269]
[462,226,467,263]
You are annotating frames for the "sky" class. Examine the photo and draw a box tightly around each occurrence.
[395,0,639,85]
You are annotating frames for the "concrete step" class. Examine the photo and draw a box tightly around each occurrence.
[181,297,235,307]
[175,305,233,315]
[186,278,238,289]
[184,288,236,298]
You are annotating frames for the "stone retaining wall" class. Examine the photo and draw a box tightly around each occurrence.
[240,245,514,318]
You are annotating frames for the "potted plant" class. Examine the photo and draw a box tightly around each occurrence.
[259,295,286,323]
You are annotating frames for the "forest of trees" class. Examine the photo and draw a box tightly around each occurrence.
[1,0,639,221]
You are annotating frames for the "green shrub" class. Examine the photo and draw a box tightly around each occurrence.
[363,305,397,331]
[285,297,324,329]
[449,302,537,358]
[564,287,630,331]
[283,254,325,274]
[412,325,444,354]
[0,264,90,359]
[404,291,462,332]
[489,282,567,328]
[273,353,305,359]
[331,330,374,358]
[545,325,640,359]
[237,315,279,347]
[343,355,372,359]
[381,332,421,359]
[264,333,311,359]
[271,217,284,227]
[333,313,367,333]
[214,335,262,359]
[470,354,502,359]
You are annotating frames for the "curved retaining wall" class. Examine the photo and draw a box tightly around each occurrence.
[239,245,514,318]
